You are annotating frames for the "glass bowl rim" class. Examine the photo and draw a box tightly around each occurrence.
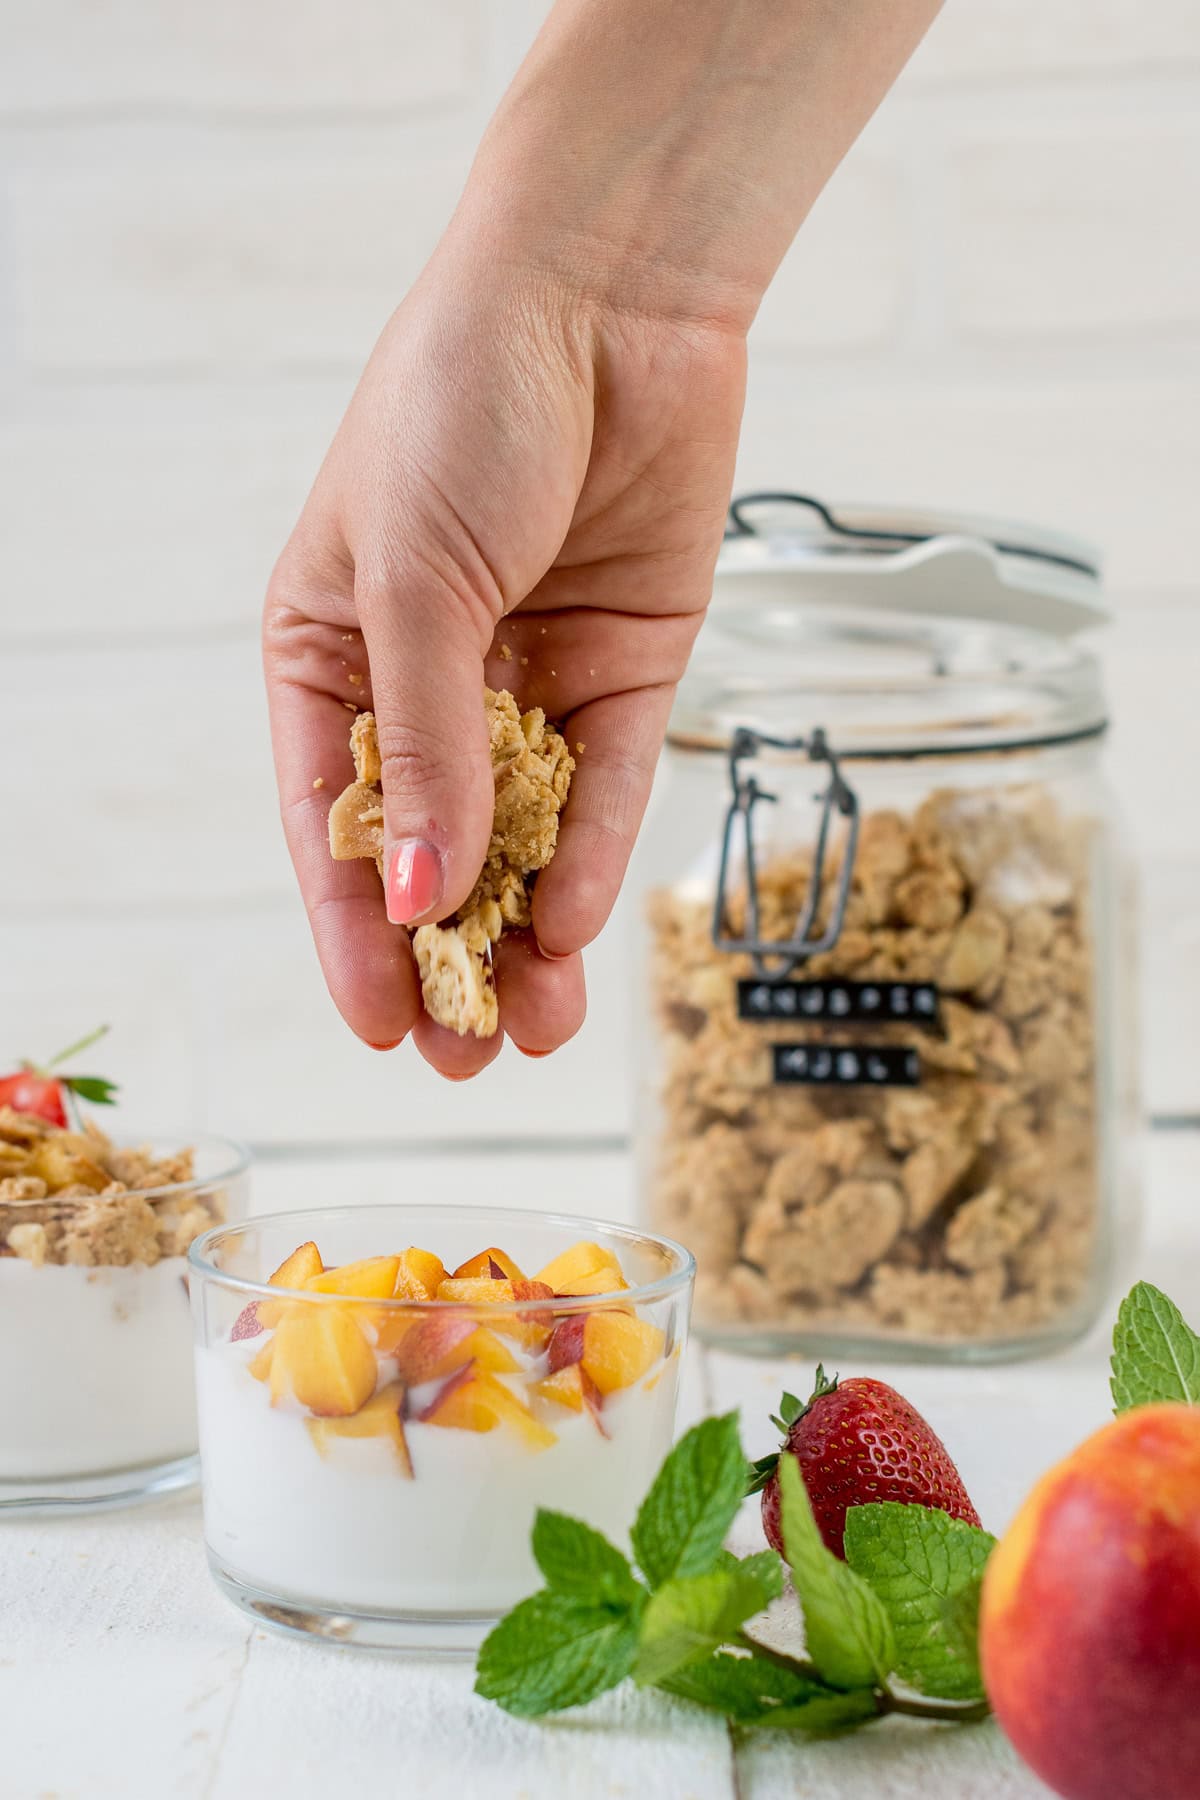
[188,1202,697,1312]
[90,1128,252,1202]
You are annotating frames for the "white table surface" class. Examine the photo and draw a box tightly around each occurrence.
[6,1131,1198,1800]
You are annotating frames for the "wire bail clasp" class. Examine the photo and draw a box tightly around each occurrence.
[711,726,859,980]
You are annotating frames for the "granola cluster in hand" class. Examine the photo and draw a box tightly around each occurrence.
[329,689,574,1038]
[0,1110,223,1268]
[649,784,1100,1346]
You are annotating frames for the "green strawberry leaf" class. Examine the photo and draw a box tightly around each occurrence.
[531,1510,641,1605]
[474,1590,642,1717]
[62,1077,120,1106]
[1111,1281,1200,1412]
[635,1558,782,1685]
[631,1413,747,1588]
[656,1649,830,1722]
[842,1503,996,1701]
[778,1454,897,1690]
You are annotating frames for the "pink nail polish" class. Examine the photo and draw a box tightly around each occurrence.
[514,1044,552,1059]
[365,1038,403,1051]
[386,838,443,924]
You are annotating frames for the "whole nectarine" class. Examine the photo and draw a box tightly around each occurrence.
[980,1403,1200,1800]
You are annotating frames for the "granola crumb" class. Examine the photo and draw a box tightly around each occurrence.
[330,690,573,1037]
[348,672,363,687]
[498,643,513,662]
[520,656,529,666]
[575,743,586,755]
[312,777,325,790]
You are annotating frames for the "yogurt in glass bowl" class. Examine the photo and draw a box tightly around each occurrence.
[0,1116,250,1511]
[189,1203,694,1653]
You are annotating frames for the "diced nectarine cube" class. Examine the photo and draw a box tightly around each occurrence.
[533,1364,608,1435]
[419,1364,556,1451]
[436,1277,516,1305]
[306,1381,412,1474]
[465,1327,521,1374]
[535,1240,624,1295]
[269,1305,378,1416]
[452,1246,527,1282]
[247,1338,275,1383]
[305,1256,401,1300]
[546,1314,586,1372]
[231,1302,263,1341]
[390,1312,477,1384]
[552,1267,631,1298]
[582,1312,665,1394]
[392,1247,445,1300]
[258,1240,323,1326]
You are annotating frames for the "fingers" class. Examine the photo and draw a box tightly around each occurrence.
[532,683,678,956]
[355,568,496,930]
[494,935,586,1054]
[264,615,424,1047]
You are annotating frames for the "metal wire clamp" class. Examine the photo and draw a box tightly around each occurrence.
[711,726,859,980]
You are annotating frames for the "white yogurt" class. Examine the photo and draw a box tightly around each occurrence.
[196,1344,678,1615]
[0,1257,197,1480]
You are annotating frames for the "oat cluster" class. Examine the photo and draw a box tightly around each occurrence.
[329,689,574,1038]
[648,784,1100,1346]
[0,1110,223,1268]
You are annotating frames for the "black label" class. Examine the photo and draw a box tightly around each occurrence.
[738,978,939,1024]
[771,1043,921,1087]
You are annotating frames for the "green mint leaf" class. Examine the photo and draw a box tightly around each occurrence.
[474,1591,641,1717]
[778,1454,896,1690]
[63,1077,119,1105]
[1111,1281,1200,1412]
[754,1689,880,1735]
[631,1413,747,1588]
[531,1510,640,1604]
[728,1549,785,1604]
[842,1503,995,1701]
[635,1558,782,1686]
[657,1649,830,1723]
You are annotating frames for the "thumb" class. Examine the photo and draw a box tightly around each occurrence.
[356,569,495,928]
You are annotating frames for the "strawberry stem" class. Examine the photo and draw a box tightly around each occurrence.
[44,1024,110,1071]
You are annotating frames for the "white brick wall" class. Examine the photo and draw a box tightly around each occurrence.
[2,0,1198,1140]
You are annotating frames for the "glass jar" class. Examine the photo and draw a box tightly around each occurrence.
[636,494,1140,1361]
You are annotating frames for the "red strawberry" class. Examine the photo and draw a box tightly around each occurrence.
[0,1026,119,1129]
[751,1366,980,1560]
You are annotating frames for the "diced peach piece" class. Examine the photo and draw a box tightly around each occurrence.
[247,1338,275,1383]
[553,1267,631,1298]
[390,1312,477,1384]
[532,1363,607,1434]
[306,1381,412,1475]
[546,1314,587,1372]
[392,1247,446,1300]
[465,1327,521,1374]
[535,1240,624,1295]
[580,1312,665,1394]
[269,1305,378,1416]
[419,1364,556,1451]
[305,1256,401,1300]
[258,1240,323,1326]
[436,1277,516,1305]
[452,1246,527,1282]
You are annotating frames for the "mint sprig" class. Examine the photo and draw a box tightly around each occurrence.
[475,1418,992,1731]
[843,1503,996,1701]
[1111,1281,1200,1412]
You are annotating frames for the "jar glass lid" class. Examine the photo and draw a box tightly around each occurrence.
[672,494,1108,756]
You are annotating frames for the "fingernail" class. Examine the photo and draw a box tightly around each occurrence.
[538,944,573,962]
[514,1044,552,1059]
[386,838,443,924]
[365,1039,403,1052]
[442,1071,477,1083]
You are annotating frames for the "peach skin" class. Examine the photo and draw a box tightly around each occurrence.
[980,1403,1200,1800]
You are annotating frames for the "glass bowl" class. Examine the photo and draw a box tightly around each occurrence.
[189,1203,695,1654]
[0,1130,250,1513]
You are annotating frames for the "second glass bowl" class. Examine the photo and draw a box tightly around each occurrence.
[190,1203,694,1653]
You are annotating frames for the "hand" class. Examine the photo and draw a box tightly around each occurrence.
[264,239,746,1078]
